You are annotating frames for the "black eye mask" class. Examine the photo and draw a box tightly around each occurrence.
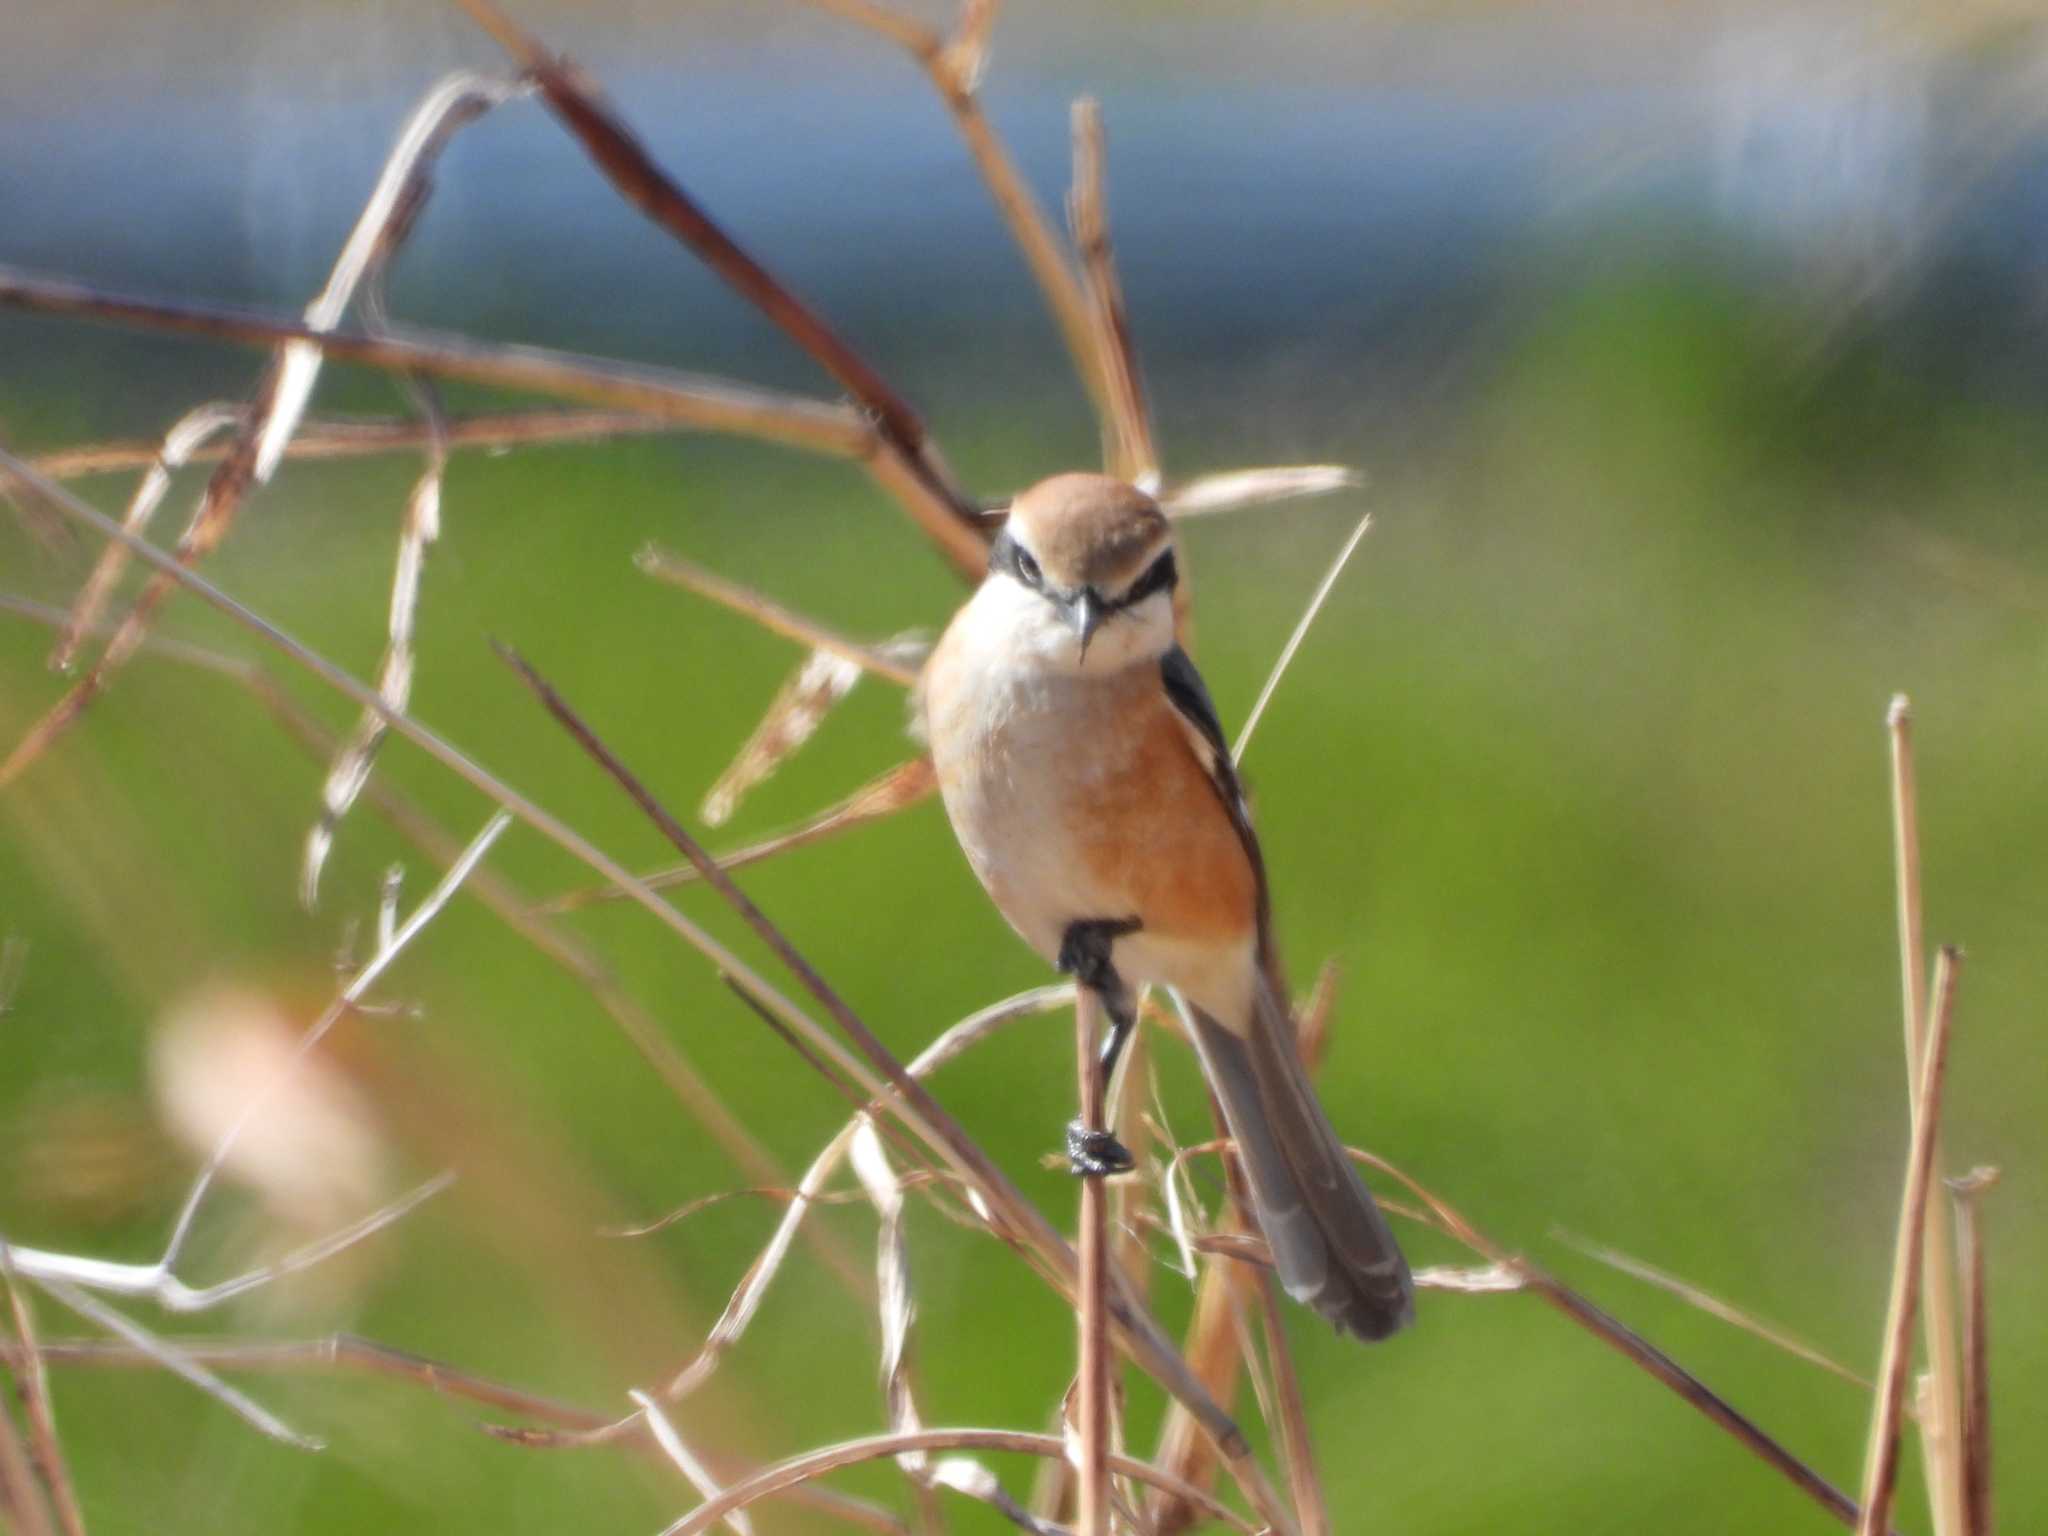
[988,532,1178,616]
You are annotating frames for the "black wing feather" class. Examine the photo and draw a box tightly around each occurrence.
[1159,645,1274,960]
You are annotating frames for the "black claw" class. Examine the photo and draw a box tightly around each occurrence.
[1067,1119,1136,1178]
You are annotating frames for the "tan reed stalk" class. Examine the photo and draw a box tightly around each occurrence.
[1072,989,1112,1536]
[1069,98,1157,487]
[1854,945,1963,1536]
[0,1262,86,1536]
[1886,697,1969,1536]
[1948,1168,1998,1536]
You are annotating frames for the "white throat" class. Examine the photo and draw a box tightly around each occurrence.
[967,573,1175,678]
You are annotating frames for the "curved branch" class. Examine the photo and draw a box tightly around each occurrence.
[656,1427,1261,1536]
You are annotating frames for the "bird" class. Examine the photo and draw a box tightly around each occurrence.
[917,471,1413,1341]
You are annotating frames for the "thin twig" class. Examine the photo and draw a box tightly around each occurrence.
[0,1258,86,1536]
[1359,1146,1885,1534]
[2,1332,609,1431]
[630,1391,755,1536]
[1145,1198,1259,1536]
[48,401,240,669]
[30,1279,318,1450]
[1948,1168,1997,1536]
[1233,514,1370,766]
[0,1332,906,1535]
[1176,1132,1890,1535]
[0,270,874,453]
[800,0,1120,452]
[654,1427,1260,1536]
[648,985,1066,1407]
[1885,696,1968,1536]
[159,810,509,1276]
[1553,1229,1873,1393]
[450,0,987,578]
[1072,991,1111,1536]
[1161,466,1360,520]
[0,1349,56,1536]
[27,409,684,481]
[700,649,867,827]
[537,757,937,914]
[302,411,448,906]
[5,1174,455,1316]
[1857,946,1964,1536]
[1068,99,1156,487]
[636,546,925,686]
[849,1123,948,1535]
[1251,1272,1324,1536]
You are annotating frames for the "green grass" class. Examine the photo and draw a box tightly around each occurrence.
[2,262,2041,1533]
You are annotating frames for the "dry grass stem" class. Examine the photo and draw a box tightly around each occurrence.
[48,401,240,670]
[848,1125,950,1535]
[158,809,509,1276]
[1857,945,1963,1536]
[1145,1198,1260,1535]
[253,72,522,481]
[538,757,938,914]
[1070,990,1112,1536]
[0,1260,87,1536]
[629,1391,756,1536]
[1886,696,1968,1536]
[0,1356,56,1536]
[1,1330,922,1533]
[1161,466,1361,520]
[26,409,684,481]
[701,649,867,826]
[0,270,875,454]
[2,1332,607,1432]
[32,1278,318,1449]
[4,1174,454,1321]
[800,0,1120,451]
[1068,99,1157,487]
[1554,1229,1873,1392]
[655,1427,1260,1536]
[1234,514,1371,766]
[1252,1259,1324,1536]
[637,546,926,687]
[650,986,1066,1409]
[1948,1168,1997,1536]
[1161,1130,1888,1536]
[303,430,448,905]
[1353,1146,1881,1533]
[451,0,988,579]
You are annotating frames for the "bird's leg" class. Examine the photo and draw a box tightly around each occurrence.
[1058,916,1142,1178]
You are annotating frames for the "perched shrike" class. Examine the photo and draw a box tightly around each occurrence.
[918,473,1413,1341]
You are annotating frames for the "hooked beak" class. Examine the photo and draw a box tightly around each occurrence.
[1069,589,1105,661]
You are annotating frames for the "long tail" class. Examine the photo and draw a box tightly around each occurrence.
[1183,975,1413,1341]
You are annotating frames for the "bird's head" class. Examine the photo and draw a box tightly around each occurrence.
[986,473,1178,673]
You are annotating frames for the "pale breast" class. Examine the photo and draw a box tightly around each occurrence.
[921,584,1259,982]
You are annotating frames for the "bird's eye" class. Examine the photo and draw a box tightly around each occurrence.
[1014,547,1043,588]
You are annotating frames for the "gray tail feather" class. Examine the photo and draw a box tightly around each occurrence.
[1183,980,1413,1342]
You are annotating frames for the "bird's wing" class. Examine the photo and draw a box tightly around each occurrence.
[1159,645,1275,961]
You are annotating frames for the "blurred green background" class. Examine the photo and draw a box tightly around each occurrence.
[2,3,2043,1532]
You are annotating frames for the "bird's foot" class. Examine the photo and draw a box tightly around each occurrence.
[1056,916,1142,995]
[1066,1119,1135,1178]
